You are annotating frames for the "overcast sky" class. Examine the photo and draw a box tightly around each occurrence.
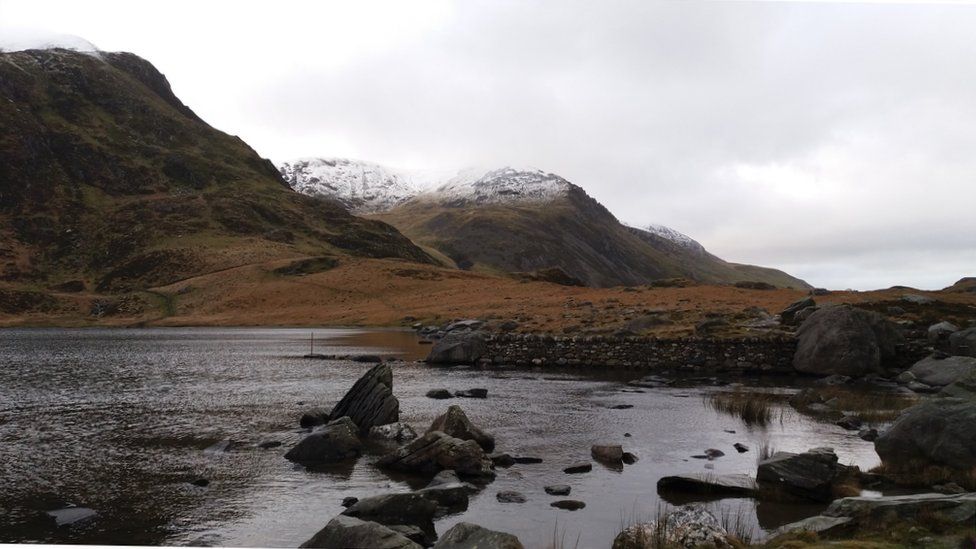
[2,0,974,290]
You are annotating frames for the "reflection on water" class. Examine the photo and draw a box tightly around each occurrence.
[0,328,881,548]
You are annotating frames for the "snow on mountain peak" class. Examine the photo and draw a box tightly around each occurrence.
[426,166,571,205]
[279,157,420,214]
[0,28,100,55]
[635,224,707,253]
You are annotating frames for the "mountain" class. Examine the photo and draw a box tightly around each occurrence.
[279,158,420,214]
[0,49,431,297]
[280,160,810,288]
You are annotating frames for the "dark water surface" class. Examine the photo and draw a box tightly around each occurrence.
[0,328,880,548]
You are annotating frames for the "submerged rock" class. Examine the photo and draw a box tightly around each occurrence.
[376,431,495,480]
[417,470,476,512]
[300,515,422,549]
[496,491,526,503]
[657,473,759,497]
[563,462,592,474]
[299,407,331,428]
[285,416,363,465]
[427,405,495,452]
[341,492,438,541]
[329,363,399,435]
[46,507,97,527]
[550,500,585,511]
[454,388,488,399]
[426,389,453,399]
[545,485,571,496]
[432,522,524,549]
[774,515,853,537]
[756,447,847,502]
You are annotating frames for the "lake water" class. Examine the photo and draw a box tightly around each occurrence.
[0,328,881,548]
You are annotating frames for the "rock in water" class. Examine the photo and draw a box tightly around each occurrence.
[657,473,759,497]
[550,500,585,511]
[46,507,97,527]
[285,416,363,465]
[875,398,976,472]
[823,493,976,524]
[909,354,976,387]
[427,405,495,452]
[300,515,422,549]
[591,444,624,465]
[341,493,438,542]
[545,485,572,496]
[426,331,488,365]
[793,305,904,376]
[563,462,592,474]
[426,389,453,399]
[299,407,331,428]
[329,363,399,435]
[432,522,524,549]
[756,447,846,502]
[376,431,495,480]
[369,422,418,443]
[417,470,476,511]
[612,505,731,549]
[496,491,527,503]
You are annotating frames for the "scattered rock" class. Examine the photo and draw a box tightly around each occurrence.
[704,448,725,459]
[810,288,830,296]
[695,317,727,336]
[909,354,976,387]
[928,321,960,343]
[835,415,862,431]
[376,431,495,480]
[933,482,965,495]
[902,293,936,305]
[427,405,495,452]
[612,505,732,549]
[329,363,400,435]
[815,374,852,386]
[875,398,976,472]
[887,306,906,316]
[823,492,976,524]
[591,444,624,465]
[341,497,359,508]
[490,453,515,468]
[657,473,760,497]
[563,462,592,474]
[550,500,585,511]
[756,447,847,502]
[432,522,524,549]
[341,492,438,541]
[793,305,904,376]
[496,491,526,503]
[204,440,234,454]
[369,422,419,443]
[781,297,816,325]
[622,452,638,464]
[895,370,916,384]
[299,408,331,428]
[190,478,209,487]
[300,515,422,549]
[512,456,543,464]
[733,443,749,453]
[46,506,97,527]
[427,331,488,365]
[949,327,976,358]
[426,389,453,400]
[258,440,282,449]
[941,369,976,398]
[454,388,488,399]
[774,515,853,537]
[858,428,879,442]
[418,470,476,511]
[609,404,634,410]
[545,485,571,496]
[285,416,363,465]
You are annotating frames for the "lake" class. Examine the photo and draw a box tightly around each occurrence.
[0,328,881,548]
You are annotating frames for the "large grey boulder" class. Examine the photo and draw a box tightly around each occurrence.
[950,327,976,357]
[823,493,976,524]
[657,473,759,497]
[941,369,976,398]
[612,505,732,549]
[756,447,846,502]
[908,354,976,387]
[426,331,488,365]
[376,431,495,480]
[432,522,524,549]
[928,321,960,343]
[793,305,904,376]
[300,515,422,549]
[285,416,362,465]
[330,363,399,435]
[781,297,816,325]
[427,405,495,452]
[874,397,976,471]
[341,493,438,541]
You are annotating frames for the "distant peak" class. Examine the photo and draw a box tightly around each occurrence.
[631,223,707,253]
[0,28,100,56]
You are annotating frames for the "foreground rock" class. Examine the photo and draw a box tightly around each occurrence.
[612,505,732,549]
[756,447,850,502]
[793,305,903,376]
[774,515,853,537]
[417,470,476,512]
[908,354,976,387]
[428,405,495,452]
[377,431,495,480]
[285,417,363,465]
[875,397,976,471]
[426,331,488,365]
[823,492,976,524]
[330,363,399,435]
[657,473,759,497]
[341,493,438,542]
[300,515,422,549]
[432,522,524,549]
[46,507,97,527]
[950,327,976,357]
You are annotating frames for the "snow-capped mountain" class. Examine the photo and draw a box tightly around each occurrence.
[424,167,571,205]
[631,224,708,255]
[279,158,420,214]
[0,29,99,54]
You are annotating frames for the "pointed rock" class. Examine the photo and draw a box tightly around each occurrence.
[330,363,399,435]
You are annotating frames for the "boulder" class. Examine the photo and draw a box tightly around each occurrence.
[285,417,363,465]
[823,492,976,524]
[949,327,976,357]
[756,447,846,502]
[427,405,495,452]
[427,331,488,365]
[329,363,399,435]
[908,354,976,387]
[341,492,438,540]
[591,444,624,465]
[369,422,418,443]
[928,321,960,343]
[793,305,904,376]
[781,297,816,325]
[941,369,976,398]
[657,473,759,497]
[417,470,476,511]
[874,398,976,471]
[612,505,731,549]
[300,515,422,549]
[432,522,524,549]
[376,431,495,480]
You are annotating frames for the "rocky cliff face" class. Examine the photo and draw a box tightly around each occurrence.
[0,49,431,293]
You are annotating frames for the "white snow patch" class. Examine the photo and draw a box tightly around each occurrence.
[0,28,100,55]
[631,223,708,254]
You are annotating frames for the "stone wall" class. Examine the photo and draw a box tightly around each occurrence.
[483,333,798,374]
